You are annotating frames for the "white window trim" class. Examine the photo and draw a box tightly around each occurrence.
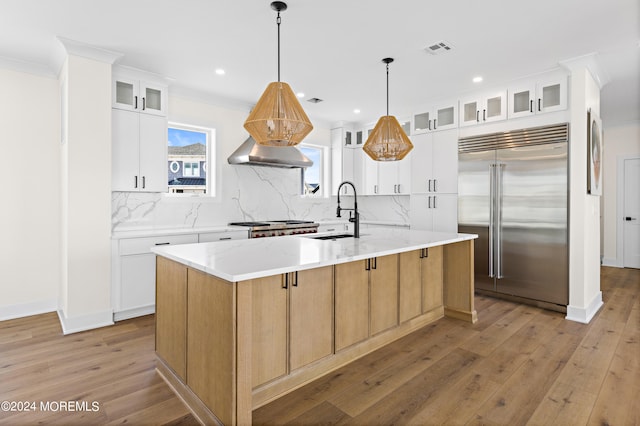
[299,143,329,198]
[165,122,216,199]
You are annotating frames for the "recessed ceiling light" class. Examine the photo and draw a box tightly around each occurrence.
[473,76,483,83]
[215,69,225,75]
[354,109,361,114]
[296,92,305,98]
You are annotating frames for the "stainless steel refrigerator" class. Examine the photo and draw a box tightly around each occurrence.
[458,123,569,308]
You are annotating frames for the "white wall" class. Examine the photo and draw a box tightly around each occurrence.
[58,54,113,333]
[0,68,60,320]
[601,122,640,266]
[566,67,604,323]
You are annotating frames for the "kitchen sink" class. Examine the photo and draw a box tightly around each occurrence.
[307,233,354,240]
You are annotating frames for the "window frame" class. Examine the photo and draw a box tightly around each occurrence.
[166,122,216,198]
[299,143,328,198]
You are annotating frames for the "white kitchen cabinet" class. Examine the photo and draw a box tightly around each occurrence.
[410,130,458,194]
[412,100,458,135]
[459,90,507,127]
[409,193,458,232]
[113,75,167,116]
[112,108,167,192]
[508,75,567,119]
[112,233,198,321]
[332,126,358,195]
[198,230,248,242]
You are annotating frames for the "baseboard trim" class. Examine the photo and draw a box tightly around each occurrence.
[566,291,604,324]
[57,309,114,334]
[113,305,155,322]
[0,298,58,321]
[601,257,622,268]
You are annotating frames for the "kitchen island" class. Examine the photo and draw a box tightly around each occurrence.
[152,228,477,425]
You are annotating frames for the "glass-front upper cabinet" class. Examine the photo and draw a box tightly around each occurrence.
[113,76,167,116]
[459,90,507,127]
[411,100,458,134]
[508,75,567,119]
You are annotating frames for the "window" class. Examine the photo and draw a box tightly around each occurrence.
[167,123,215,196]
[300,145,324,196]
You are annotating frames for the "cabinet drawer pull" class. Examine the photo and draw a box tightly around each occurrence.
[219,237,232,240]
[155,242,171,246]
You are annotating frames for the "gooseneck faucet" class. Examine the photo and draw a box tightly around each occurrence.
[336,181,360,238]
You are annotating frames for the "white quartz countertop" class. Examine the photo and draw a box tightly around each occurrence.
[152,228,478,282]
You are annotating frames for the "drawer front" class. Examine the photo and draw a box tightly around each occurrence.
[199,231,248,242]
[119,234,198,256]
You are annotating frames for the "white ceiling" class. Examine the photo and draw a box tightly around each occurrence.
[1,0,638,128]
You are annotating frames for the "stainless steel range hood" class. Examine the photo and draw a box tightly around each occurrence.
[227,137,313,168]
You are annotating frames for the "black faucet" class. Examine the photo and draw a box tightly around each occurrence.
[336,181,360,238]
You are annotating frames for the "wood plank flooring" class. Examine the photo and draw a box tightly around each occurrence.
[1,266,638,425]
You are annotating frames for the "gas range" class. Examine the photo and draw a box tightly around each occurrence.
[228,220,319,238]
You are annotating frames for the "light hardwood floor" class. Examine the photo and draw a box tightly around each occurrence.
[1,266,637,425]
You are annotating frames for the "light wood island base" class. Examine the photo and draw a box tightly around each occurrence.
[155,239,476,425]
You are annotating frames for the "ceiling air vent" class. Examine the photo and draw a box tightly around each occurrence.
[425,40,454,55]
[307,97,323,103]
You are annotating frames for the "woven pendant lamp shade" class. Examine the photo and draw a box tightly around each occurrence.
[363,115,414,161]
[244,81,313,146]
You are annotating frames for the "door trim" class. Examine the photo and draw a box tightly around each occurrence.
[614,154,640,267]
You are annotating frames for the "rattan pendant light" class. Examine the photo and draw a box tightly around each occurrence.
[363,58,413,161]
[243,1,313,147]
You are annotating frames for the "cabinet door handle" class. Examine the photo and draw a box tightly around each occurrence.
[428,179,432,192]
[142,176,146,189]
[476,110,480,122]
[134,96,138,109]
[538,98,541,112]
[134,176,138,188]
[374,184,378,194]
[283,274,288,289]
[142,97,146,111]
[530,100,534,113]
[433,118,437,130]
[433,179,437,192]
[428,119,432,131]
[293,271,298,287]
[428,196,432,209]
[372,257,377,270]
[433,196,437,208]
[397,184,401,193]
[365,259,371,271]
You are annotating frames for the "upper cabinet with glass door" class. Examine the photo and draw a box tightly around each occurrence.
[412,100,457,135]
[113,75,167,116]
[508,74,567,119]
[459,90,507,127]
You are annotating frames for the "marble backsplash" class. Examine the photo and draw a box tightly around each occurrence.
[112,165,410,233]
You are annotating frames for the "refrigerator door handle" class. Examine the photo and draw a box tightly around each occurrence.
[496,163,505,279]
[489,164,495,278]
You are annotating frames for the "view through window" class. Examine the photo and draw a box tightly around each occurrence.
[300,145,322,196]
[167,124,214,195]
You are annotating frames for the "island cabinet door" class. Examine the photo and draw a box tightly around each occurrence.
[155,257,187,381]
[251,274,288,388]
[289,266,334,371]
[370,254,399,335]
[399,250,423,323]
[335,260,370,351]
[422,246,444,312]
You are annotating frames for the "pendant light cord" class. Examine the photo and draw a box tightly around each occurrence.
[276,11,281,82]
[386,62,389,116]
